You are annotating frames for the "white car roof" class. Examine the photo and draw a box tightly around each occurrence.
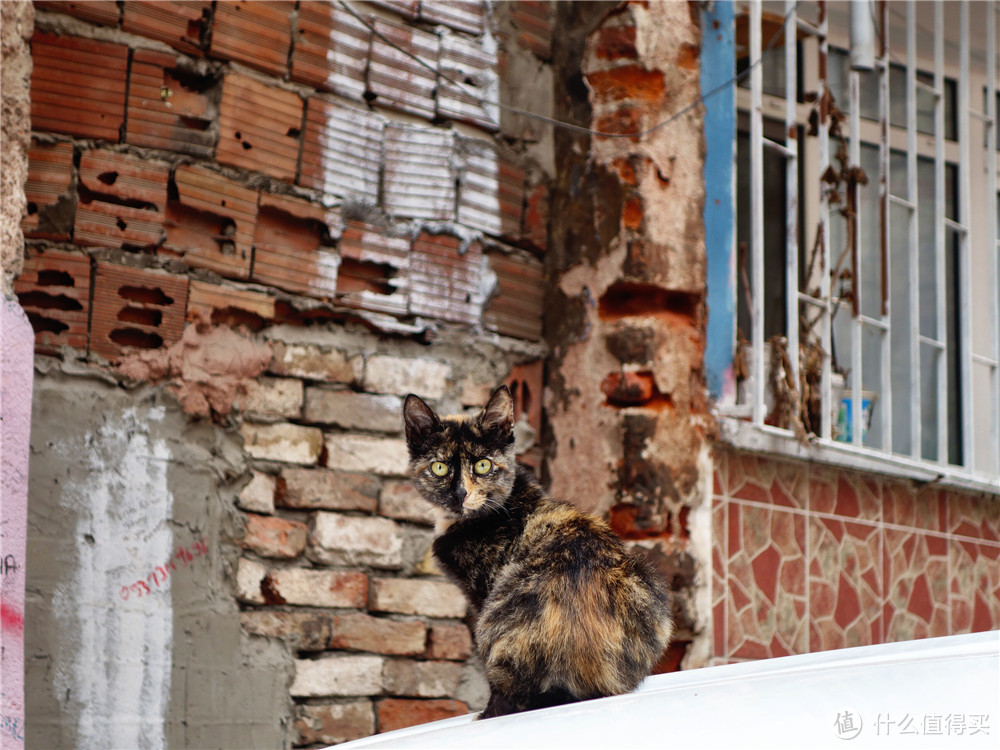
[335,630,999,749]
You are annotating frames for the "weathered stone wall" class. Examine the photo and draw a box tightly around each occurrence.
[15,1,552,746]
[545,0,711,669]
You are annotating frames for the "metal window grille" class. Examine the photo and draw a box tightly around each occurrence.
[730,0,1000,487]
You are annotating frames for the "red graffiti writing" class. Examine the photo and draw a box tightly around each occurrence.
[119,539,208,601]
[0,602,24,634]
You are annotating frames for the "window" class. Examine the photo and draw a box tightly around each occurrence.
[720,1,1000,488]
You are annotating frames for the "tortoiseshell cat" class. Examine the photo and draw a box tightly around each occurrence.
[403,385,673,719]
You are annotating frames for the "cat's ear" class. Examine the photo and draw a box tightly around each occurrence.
[404,394,440,449]
[479,385,514,435]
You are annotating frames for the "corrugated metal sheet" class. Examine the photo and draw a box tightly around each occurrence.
[13,248,91,354]
[121,1,209,53]
[90,261,189,360]
[484,251,544,341]
[300,96,383,205]
[163,164,258,280]
[368,16,439,119]
[22,141,74,240]
[187,280,275,324]
[209,0,292,76]
[217,72,303,181]
[409,231,489,326]
[337,221,410,317]
[126,49,215,157]
[383,124,456,220]
[456,137,524,238]
[437,31,500,131]
[420,0,484,35]
[253,192,341,299]
[291,1,370,101]
[36,1,120,26]
[74,150,170,249]
[30,31,127,141]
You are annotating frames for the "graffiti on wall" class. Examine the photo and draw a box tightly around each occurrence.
[119,540,208,601]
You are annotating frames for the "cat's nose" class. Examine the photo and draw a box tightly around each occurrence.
[454,483,467,503]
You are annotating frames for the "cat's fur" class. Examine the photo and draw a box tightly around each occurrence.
[403,385,673,719]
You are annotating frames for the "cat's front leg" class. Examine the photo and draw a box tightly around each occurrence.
[477,689,518,720]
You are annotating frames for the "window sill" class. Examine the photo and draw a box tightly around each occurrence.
[715,415,1000,496]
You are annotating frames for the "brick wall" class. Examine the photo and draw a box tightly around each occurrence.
[18,1,552,745]
[711,449,1000,661]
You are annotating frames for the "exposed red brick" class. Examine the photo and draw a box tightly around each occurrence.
[376,699,469,733]
[89,261,189,360]
[291,1,369,100]
[504,359,544,435]
[437,32,498,131]
[240,610,333,652]
[594,26,638,60]
[299,96,384,204]
[676,42,699,71]
[484,252,544,341]
[126,49,215,157]
[601,370,656,406]
[509,0,552,60]
[623,194,644,231]
[457,137,524,238]
[210,0,293,76]
[336,221,410,317]
[36,1,120,26]
[162,164,258,280]
[409,232,484,326]
[523,182,549,251]
[252,192,340,299]
[278,466,379,513]
[121,2,210,52]
[13,248,91,354]
[420,0,484,35]
[295,702,374,746]
[586,65,665,103]
[22,141,74,240]
[368,16,439,119]
[330,613,427,656]
[240,513,308,559]
[383,124,456,221]
[425,623,472,661]
[187,280,275,328]
[30,32,127,141]
[371,0,419,20]
[75,149,170,249]
[595,105,641,139]
[217,73,302,180]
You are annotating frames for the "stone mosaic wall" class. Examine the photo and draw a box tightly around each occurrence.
[711,449,1000,664]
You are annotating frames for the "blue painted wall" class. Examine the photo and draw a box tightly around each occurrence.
[701,1,737,403]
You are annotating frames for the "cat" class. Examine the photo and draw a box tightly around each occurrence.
[403,385,673,719]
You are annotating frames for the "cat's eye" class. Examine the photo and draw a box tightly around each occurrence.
[473,458,493,475]
[429,461,449,477]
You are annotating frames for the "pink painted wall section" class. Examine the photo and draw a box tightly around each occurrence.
[1,299,33,748]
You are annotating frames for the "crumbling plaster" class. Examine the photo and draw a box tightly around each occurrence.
[545,0,711,662]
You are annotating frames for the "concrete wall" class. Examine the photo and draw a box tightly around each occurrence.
[26,372,289,748]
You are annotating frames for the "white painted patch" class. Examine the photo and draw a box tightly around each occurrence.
[51,405,174,750]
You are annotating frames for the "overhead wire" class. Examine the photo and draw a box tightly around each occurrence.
[336,0,802,139]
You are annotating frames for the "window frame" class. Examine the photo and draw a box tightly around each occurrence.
[712,0,1000,492]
